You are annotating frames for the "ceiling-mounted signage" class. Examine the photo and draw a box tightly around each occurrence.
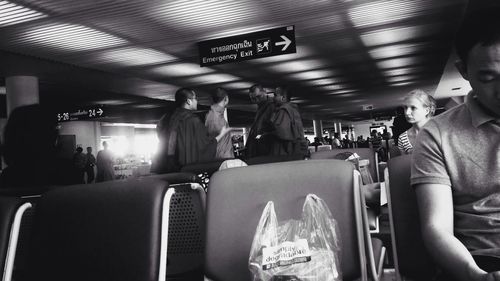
[57,106,105,122]
[198,26,296,66]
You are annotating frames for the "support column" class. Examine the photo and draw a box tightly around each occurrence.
[6,76,39,115]
[313,119,323,139]
[334,122,342,135]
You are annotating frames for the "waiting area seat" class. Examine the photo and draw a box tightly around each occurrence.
[0,196,32,281]
[310,148,380,182]
[204,159,378,281]
[17,177,172,281]
[385,155,437,281]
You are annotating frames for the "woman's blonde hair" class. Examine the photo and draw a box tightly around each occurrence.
[405,89,436,117]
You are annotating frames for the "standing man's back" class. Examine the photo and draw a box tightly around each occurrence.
[245,84,275,158]
[268,86,307,157]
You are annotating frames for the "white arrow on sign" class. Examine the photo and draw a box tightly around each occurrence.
[97,108,104,116]
[275,35,292,51]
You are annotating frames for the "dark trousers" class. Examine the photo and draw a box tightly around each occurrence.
[86,167,95,184]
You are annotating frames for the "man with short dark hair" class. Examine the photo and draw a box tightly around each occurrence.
[152,87,231,173]
[245,84,275,158]
[413,7,500,280]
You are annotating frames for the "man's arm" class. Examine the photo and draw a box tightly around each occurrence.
[415,183,495,281]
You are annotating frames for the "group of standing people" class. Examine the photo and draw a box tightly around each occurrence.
[151,84,307,174]
[244,84,307,158]
[72,142,114,184]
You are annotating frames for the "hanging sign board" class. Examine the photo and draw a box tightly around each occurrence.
[57,106,105,122]
[198,26,296,66]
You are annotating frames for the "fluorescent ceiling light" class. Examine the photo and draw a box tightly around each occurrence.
[328,89,358,95]
[221,81,254,90]
[360,25,432,47]
[204,24,273,40]
[0,1,47,27]
[289,70,335,81]
[291,98,308,103]
[302,104,322,108]
[150,63,214,77]
[383,67,417,76]
[187,73,240,84]
[376,57,417,69]
[308,78,340,86]
[369,43,424,60]
[320,84,352,91]
[150,0,260,31]
[19,23,127,51]
[387,75,419,83]
[269,59,326,73]
[390,81,417,87]
[349,0,430,27]
[96,48,177,66]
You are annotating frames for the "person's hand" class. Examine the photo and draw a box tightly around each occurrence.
[255,134,262,139]
[221,126,232,135]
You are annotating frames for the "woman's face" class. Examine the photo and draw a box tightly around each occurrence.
[403,96,429,124]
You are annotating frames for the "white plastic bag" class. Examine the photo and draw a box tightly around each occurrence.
[248,194,342,281]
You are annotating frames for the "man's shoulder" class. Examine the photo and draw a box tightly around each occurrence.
[423,102,469,133]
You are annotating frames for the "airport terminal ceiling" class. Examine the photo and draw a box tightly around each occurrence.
[0,0,473,125]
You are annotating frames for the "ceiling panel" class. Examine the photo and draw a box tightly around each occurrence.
[0,0,468,123]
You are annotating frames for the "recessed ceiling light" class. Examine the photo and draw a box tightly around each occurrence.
[369,43,424,60]
[320,84,353,91]
[187,73,240,84]
[349,0,430,28]
[150,63,215,77]
[360,24,438,47]
[308,78,340,86]
[96,48,177,66]
[376,57,418,69]
[268,59,326,73]
[220,81,254,90]
[0,1,47,27]
[387,75,419,83]
[18,23,127,51]
[383,67,417,76]
[390,81,417,87]
[289,70,336,81]
[150,0,260,31]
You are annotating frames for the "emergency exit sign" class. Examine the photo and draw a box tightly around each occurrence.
[198,26,296,67]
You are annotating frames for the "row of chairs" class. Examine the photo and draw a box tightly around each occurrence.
[0,157,406,281]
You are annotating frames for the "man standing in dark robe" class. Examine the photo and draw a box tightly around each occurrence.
[245,84,275,158]
[151,87,231,174]
[268,86,308,157]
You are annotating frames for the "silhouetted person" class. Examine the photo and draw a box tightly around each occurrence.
[96,141,115,182]
[73,147,86,184]
[0,104,59,188]
[85,147,96,183]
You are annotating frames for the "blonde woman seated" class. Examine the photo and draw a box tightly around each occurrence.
[398,89,436,154]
